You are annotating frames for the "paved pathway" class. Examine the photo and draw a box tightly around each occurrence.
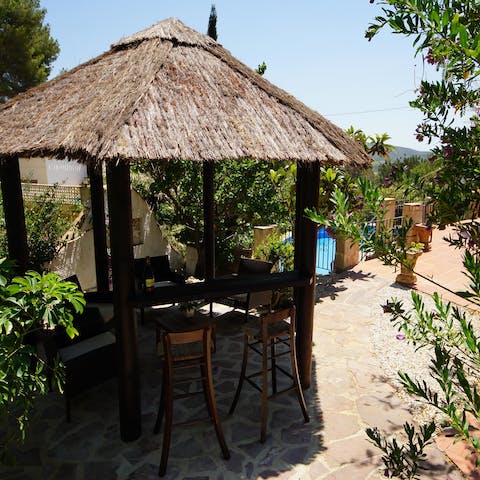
[309,271,462,479]
[1,226,470,479]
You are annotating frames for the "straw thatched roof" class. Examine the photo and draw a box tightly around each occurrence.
[0,18,370,167]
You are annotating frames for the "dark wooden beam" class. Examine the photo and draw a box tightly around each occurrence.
[88,163,110,293]
[203,161,215,280]
[294,161,320,389]
[106,162,141,442]
[131,270,312,307]
[0,156,28,273]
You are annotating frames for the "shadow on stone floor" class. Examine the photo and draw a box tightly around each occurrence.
[0,308,325,480]
[315,270,376,303]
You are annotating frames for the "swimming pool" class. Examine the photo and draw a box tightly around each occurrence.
[316,227,336,275]
[284,227,336,275]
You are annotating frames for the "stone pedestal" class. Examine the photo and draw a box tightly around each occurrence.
[253,224,278,252]
[381,198,396,231]
[402,202,425,245]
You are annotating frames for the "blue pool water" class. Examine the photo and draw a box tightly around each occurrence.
[316,228,336,275]
[284,227,336,275]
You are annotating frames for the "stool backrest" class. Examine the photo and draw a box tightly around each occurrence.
[162,327,211,363]
[238,258,274,310]
[261,306,296,335]
[238,257,273,275]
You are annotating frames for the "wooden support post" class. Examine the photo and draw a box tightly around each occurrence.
[203,161,215,281]
[293,161,320,389]
[0,156,28,272]
[88,163,110,293]
[106,162,141,442]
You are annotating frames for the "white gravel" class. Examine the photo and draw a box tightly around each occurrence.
[370,283,454,426]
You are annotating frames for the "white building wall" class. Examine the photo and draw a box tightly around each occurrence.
[46,159,87,185]
[19,157,87,185]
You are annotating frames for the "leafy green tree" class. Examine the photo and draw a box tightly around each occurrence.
[207,3,218,40]
[367,0,480,228]
[306,2,480,474]
[346,126,394,158]
[0,0,59,102]
[377,155,441,201]
[131,160,291,273]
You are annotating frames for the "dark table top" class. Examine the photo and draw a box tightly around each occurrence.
[150,306,214,333]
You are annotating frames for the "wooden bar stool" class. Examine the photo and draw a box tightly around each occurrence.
[153,326,230,477]
[228,306,309,442]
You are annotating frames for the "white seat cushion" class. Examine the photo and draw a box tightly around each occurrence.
[58,331,116,363]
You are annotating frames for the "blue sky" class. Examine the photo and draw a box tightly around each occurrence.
[41,0,437,150]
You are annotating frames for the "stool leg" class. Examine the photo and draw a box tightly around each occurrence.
[211,324,217,353]
[289,328,309,424]
[200,363,213,419]
[260,335,269,443]
[204,346,230,460]
[229,333,249,415]
[270,338,277,394]
[208,305,217,353]
[159,363,174,477]
[153,369,167,434]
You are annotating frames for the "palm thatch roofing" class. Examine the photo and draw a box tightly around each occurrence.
[0,18,370,167]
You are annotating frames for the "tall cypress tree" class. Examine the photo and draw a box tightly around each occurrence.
[207,4,217,40]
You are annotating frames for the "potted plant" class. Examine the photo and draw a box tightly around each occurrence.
[395,242,424,285]
[179,300,198,318]
[0,259,84,462]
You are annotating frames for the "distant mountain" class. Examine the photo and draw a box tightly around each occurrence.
[389,146,431,161]
[372,146,431,170]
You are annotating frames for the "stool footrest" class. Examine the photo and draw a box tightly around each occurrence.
[173,390,204,400]
[268,386,296,399]
[174,375,206,386]
[173,416,211,428]
[245,377,263,393]
[228,306,309,443]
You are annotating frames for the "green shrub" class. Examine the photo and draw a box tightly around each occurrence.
[0,258,83,463]
[253,233,294,272]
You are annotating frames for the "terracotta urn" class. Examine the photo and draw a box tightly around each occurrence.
[414,224,435,251]
[396,251,422,285]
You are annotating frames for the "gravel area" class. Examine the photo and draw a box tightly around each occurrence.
[370,282,455,427]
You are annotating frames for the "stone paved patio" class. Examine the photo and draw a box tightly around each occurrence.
[0,270,466,479]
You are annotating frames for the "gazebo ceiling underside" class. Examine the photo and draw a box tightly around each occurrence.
[0,18,371,167]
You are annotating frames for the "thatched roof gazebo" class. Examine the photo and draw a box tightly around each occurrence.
[0,18,370,441]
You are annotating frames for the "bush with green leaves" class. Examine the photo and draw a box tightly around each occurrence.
[253,233,294,272]
[131,159,293,272]
[306,177,480,475]
[0,258,83,463]
[359,1,480,475]
[382,286,480,455]
[0,186,79,272]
